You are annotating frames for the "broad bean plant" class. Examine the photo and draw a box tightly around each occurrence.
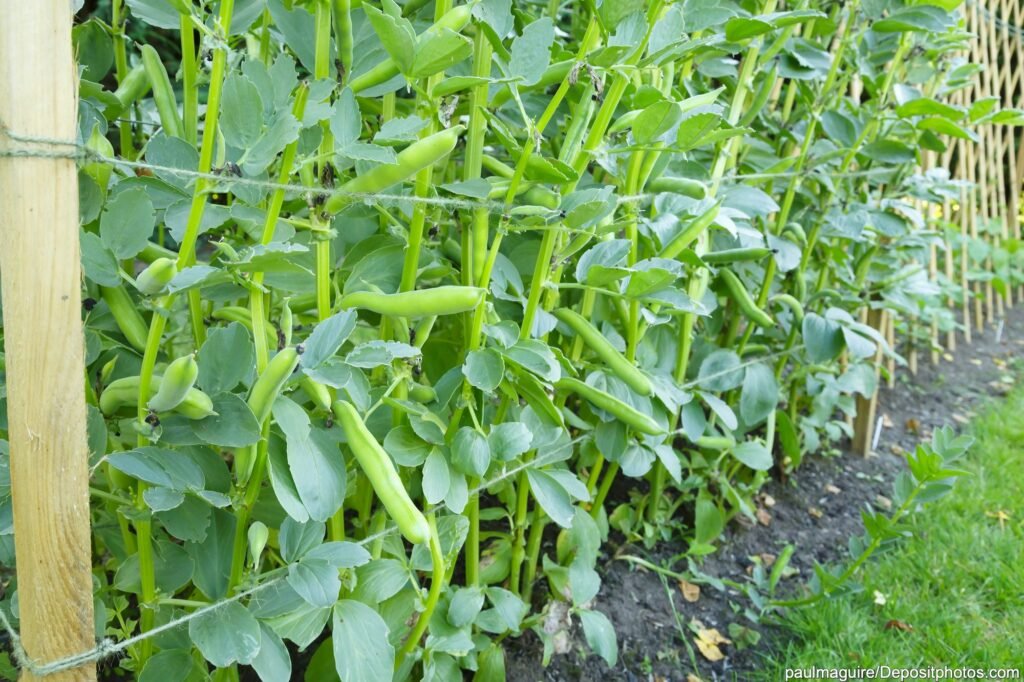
[0,0,1017,679]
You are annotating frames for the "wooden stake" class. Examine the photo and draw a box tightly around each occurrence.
[853,308,886,457]
[0,3,97,681]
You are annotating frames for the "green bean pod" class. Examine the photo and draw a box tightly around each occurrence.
[646,175,708,200]
[340,286,485,318]
[248,348,300,425]
[83,124,113,194]
[659,201,721,260]
[107,64,150,119]
[332,400,430,544]
[100,375,215,420]
[770,293,805,324]
[407,382,437,403]
[100,285,149,352]
[325,126,465,213]
[147,354,199,413]
[140,44,183,139]
[135,257,178,296]
[782,222,807,247]
[299,375,332,412]
[554,377,664,435]
[701,247,773,265]
[553,308,651,396]
[718,269,774,328]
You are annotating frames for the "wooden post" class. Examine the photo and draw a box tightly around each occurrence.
[853,307,887,457]
[0,3,97,682]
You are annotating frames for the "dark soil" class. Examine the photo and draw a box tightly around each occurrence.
[505,308,1024,682]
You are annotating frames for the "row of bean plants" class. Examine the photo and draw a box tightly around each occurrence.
[0,0,1019,679]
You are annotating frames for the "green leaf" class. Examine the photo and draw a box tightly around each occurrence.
[220,73,265,149]
[288,559,342,608]
[187,509,236,599]
[384,426,432,466]
[138,650,194,682]
[873,5,953,32]
[579,609,618,667]
[193,393,261,447]
[802,313,844,362]
[301,311,357,369]
[411,28,473,79]
[125,0,182,29]
[599,0,645,30]
[733,441,773,471]
[273,397,346,522]
[197,323,255,394]
[189,602,262,668]
[346,341,421,369]
[447,586,485,628]
[451,427,491,476]
[508,18,554,85]
[463,348,505,392]
[896,96,963,120]
[332,600,395,682]
[279,517,326,563]
[725,16,774,41]
[694,495,723,544]
[740,363,778,424]
[108,447,204,491]
[252,623,292,682]
[80,231,120,287]
[484,587,528,631]
[916,116,976,141]
[488,422,533,461]
[526,468,575,528]
[422,449,451,505]
[500,340,560,382]
[363,1,416,75]
[633,100,681,145]
[100,187,155,260]
[698,349,743,392]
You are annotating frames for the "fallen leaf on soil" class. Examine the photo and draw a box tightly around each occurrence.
[825,484,841,495]
[808,506,823,519]
[890,444,905,455]
[969,358,983,366]
[952,413,969,425]
[881,413,894,427]
[542,600,572,657]
[875,494,893,511]
[758,553,776,568]
[943,352,954,361]
[762,494,776,508]
[873,590,887,606]
[687,675,705,682]
[905,417,920,434]
[694,626,731,662]
[678,579,701,603]
[756,508,772,526]
[884,619,914,632]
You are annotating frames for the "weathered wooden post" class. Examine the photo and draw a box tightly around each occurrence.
[0,3,97,681]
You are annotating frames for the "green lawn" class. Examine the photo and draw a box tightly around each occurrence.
[757,389,1024,673]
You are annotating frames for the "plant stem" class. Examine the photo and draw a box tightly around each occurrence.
[112,0,134,159]
[181,12,198,146]
[396,514,445,668]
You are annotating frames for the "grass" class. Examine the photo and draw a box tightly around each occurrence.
[757,387,1024,673]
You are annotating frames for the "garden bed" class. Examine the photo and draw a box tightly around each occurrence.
[506,306,1023,681]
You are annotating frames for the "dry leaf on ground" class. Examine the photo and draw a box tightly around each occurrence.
[694,625,731,662]
[678,579,700,603]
